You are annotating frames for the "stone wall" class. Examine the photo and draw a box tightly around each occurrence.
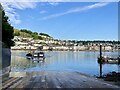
[1,48,11,76]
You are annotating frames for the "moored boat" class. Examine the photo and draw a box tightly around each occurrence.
[26,52,32,59]
[26,52,45,61]
[33,52,44,58]
[98,56,119,64]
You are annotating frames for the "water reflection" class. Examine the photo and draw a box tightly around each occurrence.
[10,51,119,76]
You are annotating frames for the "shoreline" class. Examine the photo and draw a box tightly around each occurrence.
[97,77,120,87]
[11,49,120,52]
[75,71,120,87]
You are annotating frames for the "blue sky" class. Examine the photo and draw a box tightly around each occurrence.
[2,2,118,40]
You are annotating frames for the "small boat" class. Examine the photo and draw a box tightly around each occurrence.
[26,53,32,56]
[98,56,119,64]
[33,52,45,58]
[32,52,45,61]
[107,59,119,64]
[26,52,32,59]
[26,52,45,61]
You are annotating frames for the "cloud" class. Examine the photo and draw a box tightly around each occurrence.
[41,0,64,6]
[49,2,59,6]
[41,2,110,20]
[40,10,47,14]
[47,0,63,5]
[1,0,62,24]
[1,2,37,24]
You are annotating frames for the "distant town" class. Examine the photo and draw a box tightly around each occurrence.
[11,29,120,52]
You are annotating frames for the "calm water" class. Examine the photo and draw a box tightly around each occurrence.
[11,50,119,76]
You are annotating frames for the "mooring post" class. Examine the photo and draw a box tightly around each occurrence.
[100,45,102,77]
[100,45,102,59]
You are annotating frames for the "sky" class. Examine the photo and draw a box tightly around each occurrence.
[1,1,118,41]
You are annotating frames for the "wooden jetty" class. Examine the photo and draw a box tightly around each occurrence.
[1,71,120,89]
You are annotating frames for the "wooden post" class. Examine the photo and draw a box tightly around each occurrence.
[100,45,102,77]
[100,45,102,59]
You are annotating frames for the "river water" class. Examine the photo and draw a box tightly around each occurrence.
[11,50,119,76]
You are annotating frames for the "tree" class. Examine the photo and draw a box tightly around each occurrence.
[20,29,32,35]
[33,32,38,35]
[1,4,14,48]
[39,33,51,37]
[14,30,20,36]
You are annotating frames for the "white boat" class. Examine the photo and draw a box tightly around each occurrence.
[32,52,45,61]
[33,52,45,58]
[98,56,119,64]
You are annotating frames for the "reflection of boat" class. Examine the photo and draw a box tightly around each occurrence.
[98,56,120,64]
[32,57,45,62]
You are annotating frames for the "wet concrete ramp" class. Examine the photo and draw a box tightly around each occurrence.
[2,71,120,89]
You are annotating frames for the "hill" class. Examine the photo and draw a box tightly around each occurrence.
[14,29,52,40]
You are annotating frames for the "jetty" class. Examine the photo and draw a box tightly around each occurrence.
[2,71,119,89]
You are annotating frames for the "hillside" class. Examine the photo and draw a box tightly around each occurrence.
[14,29,52,40]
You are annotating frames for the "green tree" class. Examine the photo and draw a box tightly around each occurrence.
[20,29,32,35]
[33,32,38,35]
[1,4,14,48]
[14,29,20,36]
[39,33,51,37]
